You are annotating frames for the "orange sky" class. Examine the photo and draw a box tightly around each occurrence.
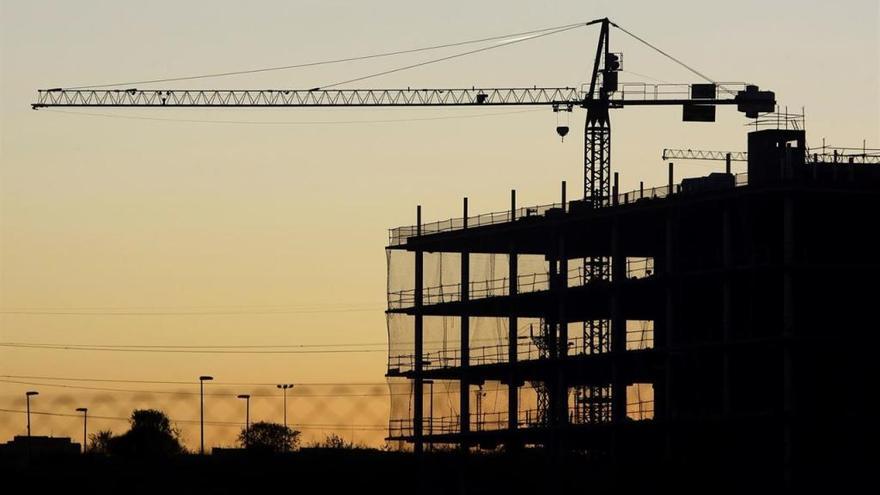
[1,0,877,449]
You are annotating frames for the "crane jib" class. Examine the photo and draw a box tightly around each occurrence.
[31,84,764,109]
[32,88,585,108]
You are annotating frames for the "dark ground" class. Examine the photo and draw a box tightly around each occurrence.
[1,447,871,494]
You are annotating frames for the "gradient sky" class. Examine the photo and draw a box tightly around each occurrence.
[1,0,877,448]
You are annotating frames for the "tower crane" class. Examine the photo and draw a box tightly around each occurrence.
[32,18,775,209]
[31,16,776,436]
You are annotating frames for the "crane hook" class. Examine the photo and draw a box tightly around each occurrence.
[554,104,572,142]
[556,126,570,142]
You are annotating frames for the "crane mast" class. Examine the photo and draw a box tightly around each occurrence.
[578,19,613,423]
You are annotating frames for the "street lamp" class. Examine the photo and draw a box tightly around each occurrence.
[199,375,213,455]
[236,395,251,442]
[276,384,294,427]
[75,408,88,453]
[474,385,486,432]
[25,391,38,437]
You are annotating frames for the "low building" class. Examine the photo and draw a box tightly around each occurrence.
[0,435,81,459]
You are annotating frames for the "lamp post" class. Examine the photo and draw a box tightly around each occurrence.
[25,391,38,437]
[474,385,486,431]
[75,408,88,453]
[276,384,294,427]
[237,394,251,443]
[199,375,213,455]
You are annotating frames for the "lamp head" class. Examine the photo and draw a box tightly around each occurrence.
[26,391,39,396]
[199,376,213,381]
[76,407,88,412]
[237,394,250,399]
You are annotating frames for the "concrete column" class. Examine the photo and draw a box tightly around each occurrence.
[546,251,560,434]
[460,199,470,448]
[558,178,569,429]
[508,190,519,437]
[556,234,568,430]
[558,180,569,358]
[611,218,626,423]
[414,205,424,455]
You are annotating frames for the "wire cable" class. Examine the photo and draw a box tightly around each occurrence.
[609,21,716,84]
[0,343,383,354]
[316,23,586,90]
[61,22,589,90]
[0,307,381,316]
[0,341,386,350]
[0,374,385,386]
[0,379,392,398]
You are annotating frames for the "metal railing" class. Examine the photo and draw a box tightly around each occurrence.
[388,257,655,310]
[388,201,564,246]
[605,82,749,102]
[387,324,655,373]
[388,398,655,438]
[806,147,880,165]
[388,172,753,247]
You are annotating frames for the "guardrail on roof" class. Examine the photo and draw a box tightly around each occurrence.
[388,173,750,247]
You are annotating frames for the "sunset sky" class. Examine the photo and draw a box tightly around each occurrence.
[1,0,877,449]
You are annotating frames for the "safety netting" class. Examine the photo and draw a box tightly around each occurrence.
[385,248,657,442]
[387,378,550,440]
[386,250,551,372]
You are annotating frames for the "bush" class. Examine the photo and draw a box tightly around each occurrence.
[239,422,300,453]
[309,433,367,450]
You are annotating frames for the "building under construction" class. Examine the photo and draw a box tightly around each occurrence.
[385,125,880,489]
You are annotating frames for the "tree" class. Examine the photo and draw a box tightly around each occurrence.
[108,409,185,458]
[238,421,300,453]
[87,429,114,455]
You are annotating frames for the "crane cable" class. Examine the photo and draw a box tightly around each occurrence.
[316,23,588,90]
[62,21,590,90]
[609,21,717,84]
[610,21,737,96]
